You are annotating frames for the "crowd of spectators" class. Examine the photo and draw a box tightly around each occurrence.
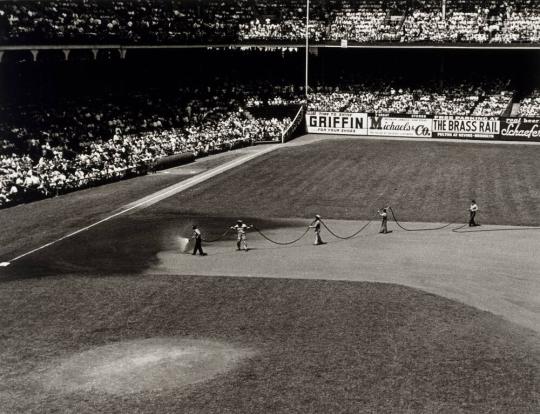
[246,84,306,107]
[519,90,540,116]
[0,85,296,208]
[1,0,540,45]
[239,17,326,41]
[307,79,512,115]
[328,4,387,43]
[471,91,512,115]
[400,8,491,43]
[491,6,540,43]
[0,0,247,44]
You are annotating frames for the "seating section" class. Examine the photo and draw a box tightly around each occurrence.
[0,85,299,207]
[1,0,540,44]
[307,80,512,116]
[519,90,540,116]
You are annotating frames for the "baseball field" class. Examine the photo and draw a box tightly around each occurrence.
[1,135,539,413]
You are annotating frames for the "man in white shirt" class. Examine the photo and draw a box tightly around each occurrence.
[231,220,253,251]
[378,208,389,234]
[469,200,479,227]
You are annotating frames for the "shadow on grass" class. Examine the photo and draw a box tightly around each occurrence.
[0,215,319,281]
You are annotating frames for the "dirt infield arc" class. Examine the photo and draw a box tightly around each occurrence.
[147,218,540,335]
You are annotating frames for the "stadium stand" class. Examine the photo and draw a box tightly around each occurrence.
[307,79,513,115]
[1,0,540,45]
[519,90,540,116]
[0,85,296,207]
[2,0,540,208]
[328,2,388,43]
[490,3,540,43]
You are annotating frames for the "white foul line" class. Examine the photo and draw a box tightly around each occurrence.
[4,145,279,265]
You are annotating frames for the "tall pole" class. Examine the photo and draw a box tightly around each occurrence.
[442,0,446,20]
[305,0,309,98]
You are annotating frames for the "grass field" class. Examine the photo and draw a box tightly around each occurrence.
[1,136,540,413]
[157,138,540,226]
[1,275,539,413]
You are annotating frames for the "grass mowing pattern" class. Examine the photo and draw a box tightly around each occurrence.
[1,275,539,413]
[158,139,540,226]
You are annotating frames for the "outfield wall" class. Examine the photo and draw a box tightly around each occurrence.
[306,111,540,141]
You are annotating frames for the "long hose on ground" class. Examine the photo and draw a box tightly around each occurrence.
[203,228,232,243]
[203,208,540,246]
[320,219,373,240]
[252,225,311,245]
[388,206,457,232]
[451,223,540,233]
[450,223,469,233]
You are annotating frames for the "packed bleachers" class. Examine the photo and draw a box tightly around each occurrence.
[328,3,387,43]
[307,79,513,115]
[0,85,298,207]
[471,92,512,115]
[519,90,540,116]
[239,15,326,41]
[1,0,539,210]
[491,7,540,43]
[1,0,540,45]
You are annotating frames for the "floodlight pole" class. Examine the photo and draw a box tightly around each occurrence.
[305,0,310,98]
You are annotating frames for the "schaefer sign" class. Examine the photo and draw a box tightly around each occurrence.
[368,114,432,137]
[500,117,540,141]
[306,111,368,135]
[433,116,500,139]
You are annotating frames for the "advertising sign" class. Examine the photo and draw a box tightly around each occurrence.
[432,116,500,139]
[306,111,368,135]
[500,117,540,141]
[367,114,432,137]
[304,112,540,141]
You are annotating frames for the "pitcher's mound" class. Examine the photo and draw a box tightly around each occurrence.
[42,338,253,395]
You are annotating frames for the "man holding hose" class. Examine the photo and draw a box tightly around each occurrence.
[378,207,390,234]
[309,215,325,245]
[231,220,253,251]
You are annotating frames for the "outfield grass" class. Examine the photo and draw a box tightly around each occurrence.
[1,275,539,413]
[159,138,540,226]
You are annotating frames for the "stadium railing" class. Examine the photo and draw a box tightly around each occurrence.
[502,95,515,117]
[282,105,306,143]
